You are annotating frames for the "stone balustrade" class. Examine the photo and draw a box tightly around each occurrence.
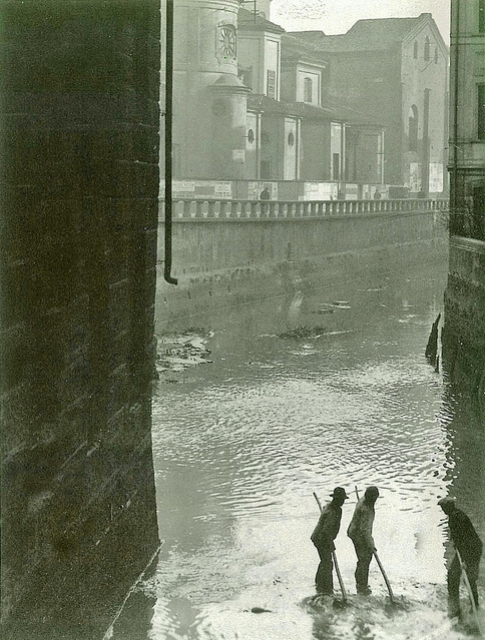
[160,198,449,220]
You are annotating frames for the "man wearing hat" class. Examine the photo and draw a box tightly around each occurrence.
[310,487,349,594]
[438,496,483,617]
[347,486,379,595]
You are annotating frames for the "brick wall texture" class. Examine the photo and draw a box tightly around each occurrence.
[1,1,161,637]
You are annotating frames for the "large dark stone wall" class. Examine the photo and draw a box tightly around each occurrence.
[442,237,485,408]
[1,1,161,637]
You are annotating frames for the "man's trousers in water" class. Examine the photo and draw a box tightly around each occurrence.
[351,541,373,593]
[315,546,334,594]
[448,551,481,611]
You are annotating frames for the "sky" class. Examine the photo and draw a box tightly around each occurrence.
[270,0,451,43]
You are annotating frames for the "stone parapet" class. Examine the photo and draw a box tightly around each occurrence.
[162,197,449,220]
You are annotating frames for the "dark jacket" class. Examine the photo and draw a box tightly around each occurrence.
[347,497,376,550]
[449,508,483,561]
[311,502,342,551]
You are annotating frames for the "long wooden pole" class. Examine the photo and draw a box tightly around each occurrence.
[373,552,395,603]
[456,549,484,637]
[313,492,347,602]
[354,487,395,604]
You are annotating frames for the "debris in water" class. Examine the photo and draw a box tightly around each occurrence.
[155,329,214,380]
[277,326,327,339]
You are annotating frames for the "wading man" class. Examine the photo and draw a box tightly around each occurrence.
[347,486,379,595]
[438,496,483,617]
[311,487,349,595]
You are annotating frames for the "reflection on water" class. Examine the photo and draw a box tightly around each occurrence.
[111,263,484,639]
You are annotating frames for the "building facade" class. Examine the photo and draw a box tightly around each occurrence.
[169,0,386,197]
[292,13,449,197]
[442,0,485,392]
[448,0,485,238]
[168,3,446,199]
[280,34,385,192]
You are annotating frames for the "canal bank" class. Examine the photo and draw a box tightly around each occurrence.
[156,201,448,332]
[442,237,485,410]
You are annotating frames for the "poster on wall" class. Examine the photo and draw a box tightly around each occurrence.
[429,163,444,193]
[409,162,422,192]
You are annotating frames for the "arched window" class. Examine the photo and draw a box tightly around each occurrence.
[424,36,430,61]
[434,47,438,64]
[409,105,419,152]
[303,77,313,103]
[413,41,418,59]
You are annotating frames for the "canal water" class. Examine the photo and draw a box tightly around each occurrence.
[110,259,484,640]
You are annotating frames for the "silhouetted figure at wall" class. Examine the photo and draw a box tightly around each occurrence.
[310,487,349,595]
[260,186,270,213]
[425,313,441,367]
[438,497,483,618]
[373,190,382,200]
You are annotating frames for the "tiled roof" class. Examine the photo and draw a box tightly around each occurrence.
[281,33,329,65]
[321,95,385,127]
[247,94,299,116]
[347,15,426,40]
[288,14,429,53]
[246,94,384,128]
[238,7,285,34]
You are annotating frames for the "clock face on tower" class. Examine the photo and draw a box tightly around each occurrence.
[218,25,237,59]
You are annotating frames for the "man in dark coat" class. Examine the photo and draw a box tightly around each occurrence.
[347,486,379,595]
[438,496,483,616]
[311,487,349,594]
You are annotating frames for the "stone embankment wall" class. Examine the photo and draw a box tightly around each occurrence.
[443,238,485,401]
[156,199,449,331]
[1,2,161,638]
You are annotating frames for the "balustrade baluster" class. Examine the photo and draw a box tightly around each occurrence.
[252,201,259,218]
